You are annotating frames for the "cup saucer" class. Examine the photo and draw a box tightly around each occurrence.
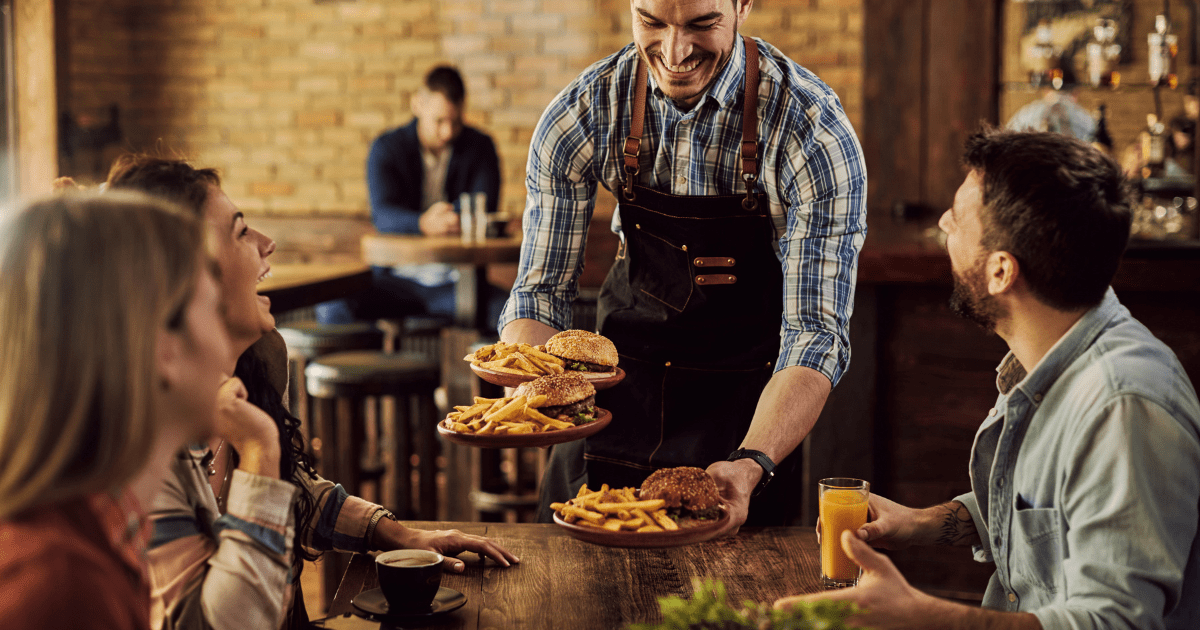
[351,586,467,619]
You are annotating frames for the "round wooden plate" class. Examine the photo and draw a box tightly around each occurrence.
[468,365,626,390]
[552,507,730,548]
[437,408,612,448]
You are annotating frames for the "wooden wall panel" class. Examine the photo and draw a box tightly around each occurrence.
[925,0,999,213]
[863,0,925,220]
[14,0,55,198]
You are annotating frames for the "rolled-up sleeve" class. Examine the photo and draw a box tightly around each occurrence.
[774,95,866,386]
[1034,396,1200,630]
[498,78,599,335]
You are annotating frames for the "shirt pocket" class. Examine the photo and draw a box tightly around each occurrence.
[1010,506,1064,599]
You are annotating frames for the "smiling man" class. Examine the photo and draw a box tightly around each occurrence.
[776,129,1200,630]
[500,0,867,530]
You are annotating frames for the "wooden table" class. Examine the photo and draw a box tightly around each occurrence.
[314,522,823,629]
[360,234,523,330]
[258,263,372,314]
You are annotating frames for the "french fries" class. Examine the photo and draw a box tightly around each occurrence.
[440,393,576,435]
[551,483,681,533]
[464,341,567,377]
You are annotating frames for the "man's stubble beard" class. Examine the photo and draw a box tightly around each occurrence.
[949,261,1005,333]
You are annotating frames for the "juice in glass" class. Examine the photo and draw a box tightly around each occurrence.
[819,478,870,588]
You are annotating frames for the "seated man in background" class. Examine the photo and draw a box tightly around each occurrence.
[317,64,506,330]
[777,129,1200,629]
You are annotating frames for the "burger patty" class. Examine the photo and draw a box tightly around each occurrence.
[560,359,613,373]
[538,394,596,423]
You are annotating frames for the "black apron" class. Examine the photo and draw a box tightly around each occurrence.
[537,37,802,526]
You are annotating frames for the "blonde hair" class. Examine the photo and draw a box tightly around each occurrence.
[0,191,205,518]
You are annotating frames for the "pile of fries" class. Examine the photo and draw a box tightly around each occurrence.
[551,483,680,533]
[442,394,576,435]
[464,341,566,377]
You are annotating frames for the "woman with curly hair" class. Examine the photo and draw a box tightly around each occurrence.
[106,156,518,630]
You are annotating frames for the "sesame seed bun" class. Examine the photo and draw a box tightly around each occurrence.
[513,372,596,408]
[639,467,721,516]
[545,330,619,370]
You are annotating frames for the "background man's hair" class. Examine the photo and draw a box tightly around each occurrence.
[962,127,1133,310]
[424,65,466,105]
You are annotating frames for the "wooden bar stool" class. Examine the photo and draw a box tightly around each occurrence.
[304,349,441,610]
[277,322,384,452]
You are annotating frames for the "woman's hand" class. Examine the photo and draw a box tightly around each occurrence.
[214,376,280,478]
[378,522,520,573]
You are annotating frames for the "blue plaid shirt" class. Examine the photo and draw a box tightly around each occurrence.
[499,36,867,385]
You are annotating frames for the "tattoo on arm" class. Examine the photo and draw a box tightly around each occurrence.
[933,501,979,547]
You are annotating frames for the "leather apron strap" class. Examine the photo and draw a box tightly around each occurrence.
[623,35,760,209]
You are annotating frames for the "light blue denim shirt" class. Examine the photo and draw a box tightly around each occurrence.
[953,288,1200,630]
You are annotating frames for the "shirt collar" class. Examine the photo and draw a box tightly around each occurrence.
[995,287,1122,400]
[648,35,747,111]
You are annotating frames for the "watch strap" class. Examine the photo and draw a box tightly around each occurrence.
[727,448,776,496]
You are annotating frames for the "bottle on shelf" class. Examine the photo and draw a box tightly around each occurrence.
[1148,14,1179,89]
[1093,104,1113,154]
[1086,18,1121,89]
[1141,113,1167,179]
[1028,19,1056,88]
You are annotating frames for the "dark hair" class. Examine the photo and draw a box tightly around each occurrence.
[234,347,320,563]
[963,127,1133,310]
[425,65,466,105]
[105,155,221,214]
[103,154,320,564]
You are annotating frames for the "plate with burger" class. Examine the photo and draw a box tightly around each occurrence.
[437,372,612,448]
[552,467,729,548]
[468,330,625,390]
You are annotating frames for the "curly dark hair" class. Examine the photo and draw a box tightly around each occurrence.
[105,154,320,564]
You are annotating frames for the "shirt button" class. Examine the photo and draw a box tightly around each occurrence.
[1008,593,1017,603]
[1033,393,1043,403]
[997,478,1004,488]
[676,176,686,186]
[988,408,997,417]
[994,536,1001,547]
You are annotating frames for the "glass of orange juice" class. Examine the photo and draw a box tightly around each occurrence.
[819,477,870,589]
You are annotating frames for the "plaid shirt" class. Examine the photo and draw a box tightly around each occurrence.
[499,36,867,385]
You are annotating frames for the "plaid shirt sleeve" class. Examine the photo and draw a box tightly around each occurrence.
[772,92,867,386]
[497,71,602,334]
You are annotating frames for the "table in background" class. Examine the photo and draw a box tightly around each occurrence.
[316,522,823,629]
[258,263,372,314]
[360,234,523,330]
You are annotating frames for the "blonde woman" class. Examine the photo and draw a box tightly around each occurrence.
[0,192,234,629]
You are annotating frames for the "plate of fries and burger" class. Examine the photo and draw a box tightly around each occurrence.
[464,330,625,389]
[437,372,612,448]
[552,467,730,548]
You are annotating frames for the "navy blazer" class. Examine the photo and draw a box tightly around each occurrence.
[367,119,501,234]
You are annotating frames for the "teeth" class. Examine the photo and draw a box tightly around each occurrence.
[663,58,700,73]
[257,270,272,284]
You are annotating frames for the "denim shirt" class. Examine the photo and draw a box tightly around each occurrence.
[953,289,1200,630]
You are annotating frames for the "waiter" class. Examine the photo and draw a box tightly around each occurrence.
[498,0,866,530]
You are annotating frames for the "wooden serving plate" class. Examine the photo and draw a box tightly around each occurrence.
[469,364,626,390]
[436,408,612,448]
[553,507,730,548]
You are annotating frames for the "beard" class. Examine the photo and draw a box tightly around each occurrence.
[949,260,1005,333]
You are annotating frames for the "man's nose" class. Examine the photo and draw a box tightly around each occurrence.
[938,209,952,234]
[662,27,693,66]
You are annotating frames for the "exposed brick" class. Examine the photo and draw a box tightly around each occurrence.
[297,110,344,128]
[251,181,296,196]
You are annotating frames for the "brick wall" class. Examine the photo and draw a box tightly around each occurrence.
[60,0,864,237]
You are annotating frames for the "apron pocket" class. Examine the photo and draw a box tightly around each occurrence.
[627,224,693,313]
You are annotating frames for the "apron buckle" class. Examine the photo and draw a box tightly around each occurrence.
[742,172,758,211]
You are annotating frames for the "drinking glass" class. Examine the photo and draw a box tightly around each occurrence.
[819,477,870,589]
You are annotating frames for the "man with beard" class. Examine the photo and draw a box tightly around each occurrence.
[499,0,866,531]
[776,129,1200,629]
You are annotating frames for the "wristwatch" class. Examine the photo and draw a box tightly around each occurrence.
[727,449,776,497]
[366,507,399,548]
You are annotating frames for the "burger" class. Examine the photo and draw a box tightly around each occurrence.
[639,467,723,522]
[545,329,619,374]
[514,372,597,425]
